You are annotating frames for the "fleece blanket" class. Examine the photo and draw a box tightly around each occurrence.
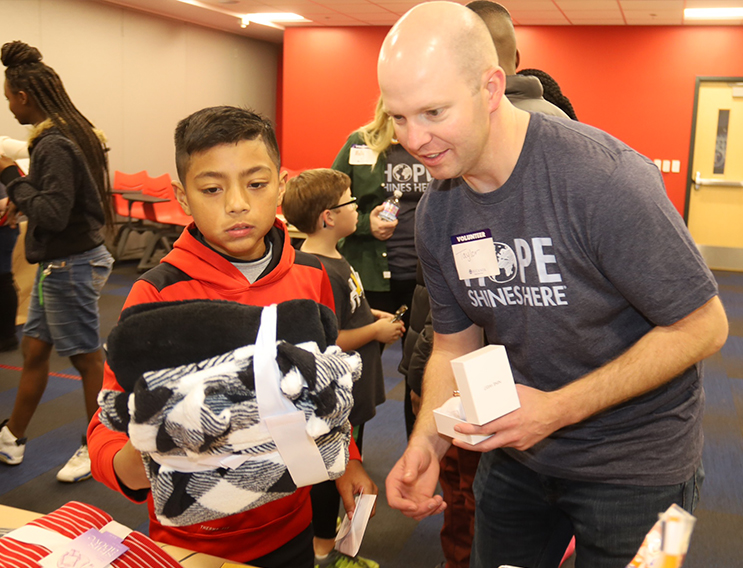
[98,299,361,526]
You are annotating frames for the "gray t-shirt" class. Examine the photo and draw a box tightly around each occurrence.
[416,112,718,486]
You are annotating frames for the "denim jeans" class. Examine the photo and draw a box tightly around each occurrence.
[24,244,113,356]
[471,449,703,568]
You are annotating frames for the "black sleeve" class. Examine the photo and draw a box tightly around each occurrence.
[6,137,78,232]
[407,310,433,396]
[0,165,22,188]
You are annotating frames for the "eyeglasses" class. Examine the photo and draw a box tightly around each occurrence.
[328,197,358,210]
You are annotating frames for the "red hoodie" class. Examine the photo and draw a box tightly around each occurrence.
[88,220,360,563]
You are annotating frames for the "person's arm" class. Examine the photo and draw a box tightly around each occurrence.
[87,361,151,501]
[88,281,164,501]
[385,323,483,520]
[335,459,379,519]
[455,295,728,451]
[4,137,77,232]
[0,156,21,186]
[335,310,404,351]
[407,311,434,416]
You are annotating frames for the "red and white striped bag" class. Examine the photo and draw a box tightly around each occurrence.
[0,501,181,568]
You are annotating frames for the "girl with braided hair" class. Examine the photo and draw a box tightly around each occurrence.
[0,41,114,483]
[517,68,579,121]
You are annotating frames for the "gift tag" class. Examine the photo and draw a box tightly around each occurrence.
[39,528,128,568]
[335,491,376,558]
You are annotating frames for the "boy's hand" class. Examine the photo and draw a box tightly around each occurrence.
[370,205,398,241]
[336,459,378,519]
[374,316,405,344]
[113,440,150,491]
[370,308,393,320]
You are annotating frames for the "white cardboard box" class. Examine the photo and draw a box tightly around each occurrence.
[433,397,493,445]
[450,344,520,425]
[433,345,520,443]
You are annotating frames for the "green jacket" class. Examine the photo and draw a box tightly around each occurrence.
[332,132,391,292]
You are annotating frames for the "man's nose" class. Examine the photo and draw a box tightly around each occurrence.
[404,121,432,153]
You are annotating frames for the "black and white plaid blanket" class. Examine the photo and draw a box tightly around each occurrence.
[98,299,361,527]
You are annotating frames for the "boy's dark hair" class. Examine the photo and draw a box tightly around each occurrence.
[2,40,113,227]
[283,169,351,234]
[174,106,280,182]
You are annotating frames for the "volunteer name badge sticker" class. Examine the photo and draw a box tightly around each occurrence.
[451,230,500,280]
[349,144,377,165]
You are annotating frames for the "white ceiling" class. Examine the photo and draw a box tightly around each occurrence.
[94,0,743,43]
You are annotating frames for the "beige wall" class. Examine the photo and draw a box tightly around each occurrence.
[0,0,280,180]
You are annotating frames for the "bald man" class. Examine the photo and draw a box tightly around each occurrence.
[466,0,568,118]
[379,3,728,568]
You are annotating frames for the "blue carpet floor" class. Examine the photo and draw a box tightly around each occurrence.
[1,262,742,567]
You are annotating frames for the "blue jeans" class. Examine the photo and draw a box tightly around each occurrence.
[24,245,113,356]
[471,450,703,568]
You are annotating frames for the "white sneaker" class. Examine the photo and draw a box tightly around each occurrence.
[0,421,26,465]
[56,445,92,483]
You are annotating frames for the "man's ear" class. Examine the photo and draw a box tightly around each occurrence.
[515,49,521,71]
[321,209,334,229]
[172,180,191,215]
[484,67,507,112]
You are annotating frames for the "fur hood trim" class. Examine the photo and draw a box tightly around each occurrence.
[27,118,108,146]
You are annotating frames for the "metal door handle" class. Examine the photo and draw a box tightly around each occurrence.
[694,171,743,190]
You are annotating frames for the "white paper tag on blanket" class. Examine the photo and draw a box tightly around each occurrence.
[335,492,376,558]
[265,411,330,486]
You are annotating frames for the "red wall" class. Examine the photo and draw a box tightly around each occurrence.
[281,25,743,214]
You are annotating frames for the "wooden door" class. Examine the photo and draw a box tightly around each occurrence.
[686,78,743,271]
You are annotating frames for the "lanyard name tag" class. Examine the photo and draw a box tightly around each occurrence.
[450,229,500,280]
[349,144,377,165]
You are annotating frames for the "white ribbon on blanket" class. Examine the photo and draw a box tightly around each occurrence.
[254,304,330,487]
[124,304,332,483]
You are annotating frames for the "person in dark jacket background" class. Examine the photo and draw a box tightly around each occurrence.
[0,41,114,484]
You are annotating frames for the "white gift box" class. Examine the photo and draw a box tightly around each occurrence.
[433,345,520,444]
[433,396,493,445]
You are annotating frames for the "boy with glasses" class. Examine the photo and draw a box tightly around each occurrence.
[283,168,404,568]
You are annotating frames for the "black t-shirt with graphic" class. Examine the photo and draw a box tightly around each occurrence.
[316,254,385,425]
[383,144,431,280]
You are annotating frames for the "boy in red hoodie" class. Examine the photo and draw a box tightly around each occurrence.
[88,106,376,568]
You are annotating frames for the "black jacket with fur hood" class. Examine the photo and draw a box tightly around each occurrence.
[0,121,104,263]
